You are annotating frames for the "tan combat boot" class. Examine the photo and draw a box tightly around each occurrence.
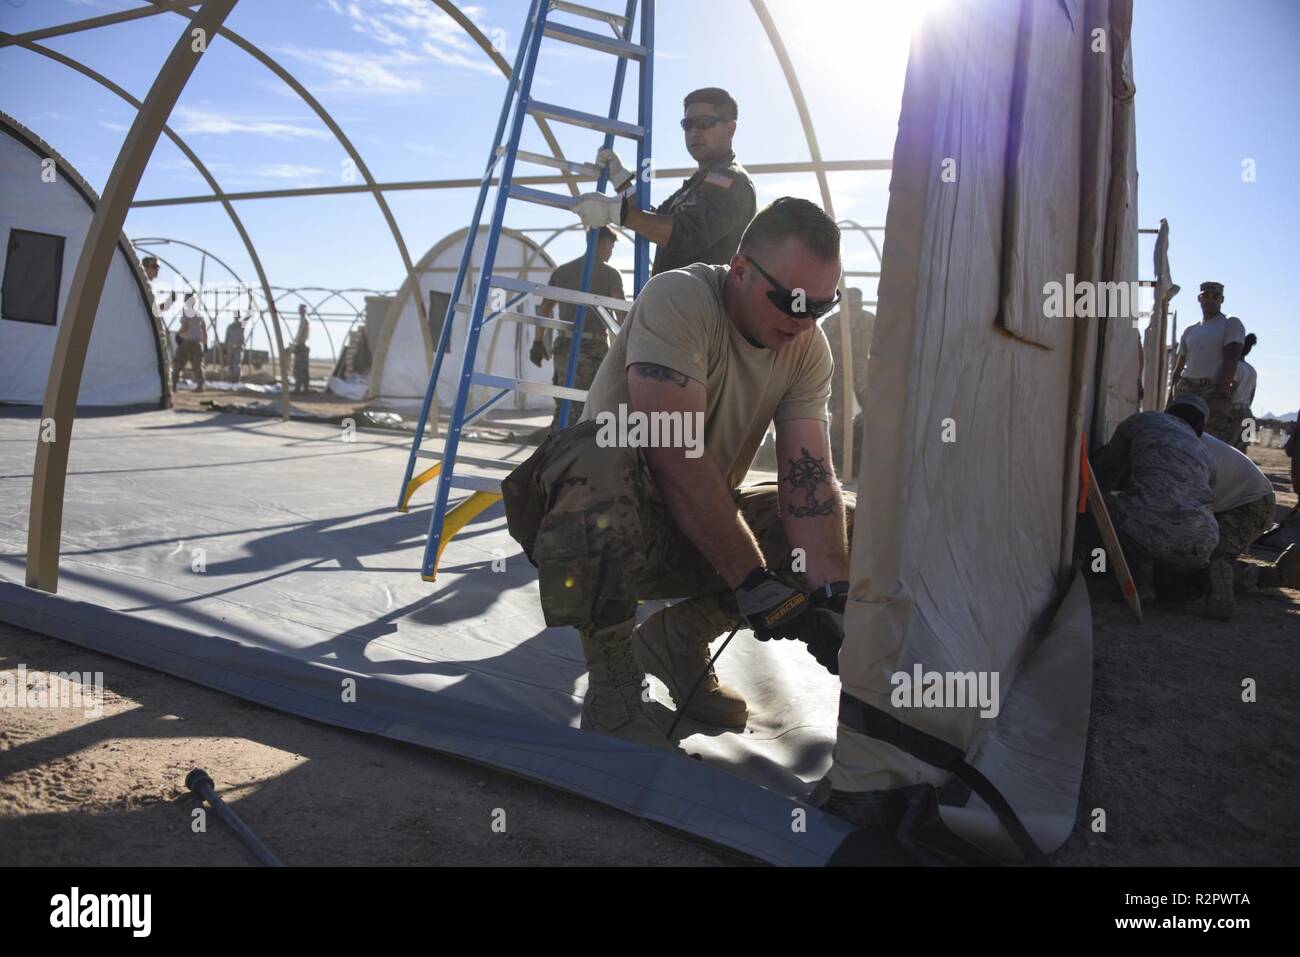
[632,612,748,729]
[580,622,674,749]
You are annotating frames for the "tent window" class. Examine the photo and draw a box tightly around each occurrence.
[2,228,65,326]
[429,290,452,355]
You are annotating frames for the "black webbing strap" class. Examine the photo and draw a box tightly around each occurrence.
[838,691,1048,866]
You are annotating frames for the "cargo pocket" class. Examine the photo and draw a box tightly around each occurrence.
[501,440,550,565]
[534,514,594,627]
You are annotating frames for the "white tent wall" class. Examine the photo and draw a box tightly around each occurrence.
[369,226,558,413]
[829,0,1139,861]
[0,114,165,408]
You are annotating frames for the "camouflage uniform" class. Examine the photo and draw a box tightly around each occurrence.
[649,150,756,276]
[550,334,606,428]
[820,303,875,473]
[1172,377,1235,445]
[1092,411,1218,570]
[1213,493,1274,562]
[172,339,205,391]
[526,419,854,640]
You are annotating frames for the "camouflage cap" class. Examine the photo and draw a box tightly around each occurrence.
[1168,393,1210,420]
[1199,281,1224,296]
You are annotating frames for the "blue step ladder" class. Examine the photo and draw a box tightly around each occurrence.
[396,0,655,581]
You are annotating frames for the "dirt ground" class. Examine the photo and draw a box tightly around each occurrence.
[1,441,1296,866]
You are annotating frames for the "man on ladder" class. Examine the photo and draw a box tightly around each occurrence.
[574,87,756,275]
[505,199,854,749]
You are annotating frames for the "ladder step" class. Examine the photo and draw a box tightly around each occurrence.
[489,274,630,312]
[527,100,644,140]
[543,21,647,60]
[508,184,580,211]
[549,0,627,31]
[449,473,505,493]
[504,147,603,179]
[452,301,574,334]
[472,372,588,402]
[415,448,519,471]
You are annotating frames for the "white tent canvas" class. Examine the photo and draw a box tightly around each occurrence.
[0,113,165,409]
[828,0,1140,862]
[369,226,560,413]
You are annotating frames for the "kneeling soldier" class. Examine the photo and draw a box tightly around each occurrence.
[505,198,853,748]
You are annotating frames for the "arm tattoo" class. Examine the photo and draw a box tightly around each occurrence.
[783,446,835,518]
[631,362,689,388]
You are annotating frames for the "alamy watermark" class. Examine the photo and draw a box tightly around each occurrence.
[0,665,104,717]
[890,664,1000,719]
[49,887,150,937]
[594,403,704,459]
[1042,274,1143,327]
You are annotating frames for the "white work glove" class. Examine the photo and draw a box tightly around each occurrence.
[595,147,634,191]
[572,192,621,230]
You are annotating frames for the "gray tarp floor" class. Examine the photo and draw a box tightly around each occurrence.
[0,409,854,865]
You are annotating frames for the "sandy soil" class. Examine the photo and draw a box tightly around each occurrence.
[1,445,1295,867]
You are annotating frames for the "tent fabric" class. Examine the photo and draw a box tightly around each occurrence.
[368,226,559,413]
[829,0,1137,860]
[0,112,165,409]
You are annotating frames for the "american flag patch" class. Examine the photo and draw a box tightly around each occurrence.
[704,171,733,189]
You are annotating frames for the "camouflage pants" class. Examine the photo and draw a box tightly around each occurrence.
[530,419,856,638]
[1228,405,1253,452]
[1212,493,1274,561]
[172,339,204,389]
[292,344,310,392]
[1108,493,1219,571]
[1172,377,1234,444]
[551,337,605,428]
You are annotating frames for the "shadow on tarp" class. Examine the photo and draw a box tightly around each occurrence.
[0,580,855,866]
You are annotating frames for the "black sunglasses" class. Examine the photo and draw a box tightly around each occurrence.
[680,115,727,132]
[746,256,841,319]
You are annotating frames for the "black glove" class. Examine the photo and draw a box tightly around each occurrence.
[529,339,548,368]
[805,581,848,675]
[734,568,812,641]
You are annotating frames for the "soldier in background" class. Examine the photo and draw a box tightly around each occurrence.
[1228,332,1258,452]
[1168,281,1244,443]
[291,304,311,395]
[529,227,625,429]
[171,293,207,393]
[1091,395,1219,603]
[1154,432,1299,618]
[224,310,246,383]
[819,287,874,473]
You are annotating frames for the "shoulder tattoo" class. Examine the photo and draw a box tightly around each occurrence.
[631,363,689,388]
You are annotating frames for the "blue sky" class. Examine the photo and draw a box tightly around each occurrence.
[1,0,1295,416]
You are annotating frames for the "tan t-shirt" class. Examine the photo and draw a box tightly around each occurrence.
[548,256,625,346]
[581,263,833,489]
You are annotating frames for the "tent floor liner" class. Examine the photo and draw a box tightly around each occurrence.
[0,409,854,865]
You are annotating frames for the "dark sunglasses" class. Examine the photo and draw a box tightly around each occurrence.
[680,115,727,132]
[746,256,841,319]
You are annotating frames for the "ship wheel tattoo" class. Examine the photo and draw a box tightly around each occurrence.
[785,446,834,517]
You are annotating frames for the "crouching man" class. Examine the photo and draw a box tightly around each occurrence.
[1090,396,1221,608]
[504,198,854,749]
